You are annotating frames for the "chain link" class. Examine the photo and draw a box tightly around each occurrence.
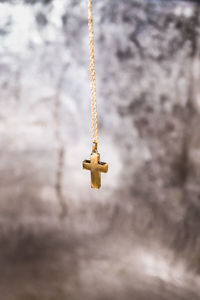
[88,0,98,144]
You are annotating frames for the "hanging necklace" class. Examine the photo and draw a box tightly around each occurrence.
[83,0,108,189]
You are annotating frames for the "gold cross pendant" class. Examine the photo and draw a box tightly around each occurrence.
[83,143,108,189]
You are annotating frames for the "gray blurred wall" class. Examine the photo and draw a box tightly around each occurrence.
[0,0,200,299]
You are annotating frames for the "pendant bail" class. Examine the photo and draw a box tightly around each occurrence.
[92,141,98,153]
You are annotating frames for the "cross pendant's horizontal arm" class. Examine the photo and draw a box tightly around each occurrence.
[83,160,91,171]
[97,162,108,173]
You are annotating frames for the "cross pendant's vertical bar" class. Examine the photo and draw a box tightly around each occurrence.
[90,152,101,189]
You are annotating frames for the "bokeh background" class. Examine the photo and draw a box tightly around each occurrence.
[0,0,200,299]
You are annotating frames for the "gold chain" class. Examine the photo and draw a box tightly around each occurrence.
[88,0,98,145]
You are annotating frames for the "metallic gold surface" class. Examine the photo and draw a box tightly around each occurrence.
[83,150,108,189]
[84,2,108,188]
[88,0,98,144]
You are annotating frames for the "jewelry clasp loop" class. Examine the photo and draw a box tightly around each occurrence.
[92,141,98,153]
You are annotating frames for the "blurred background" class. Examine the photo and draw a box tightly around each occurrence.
[0,0,200,299]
